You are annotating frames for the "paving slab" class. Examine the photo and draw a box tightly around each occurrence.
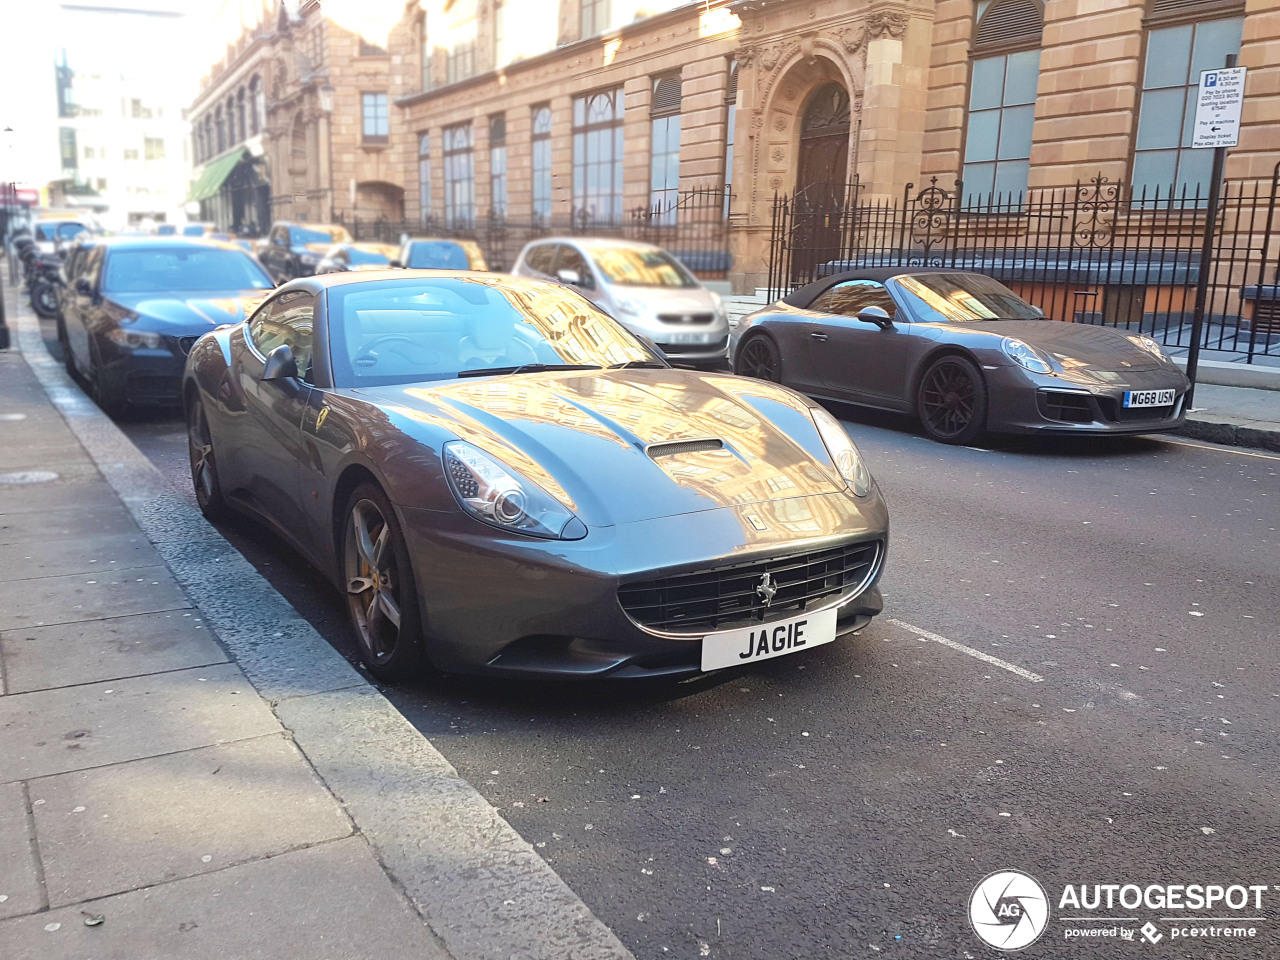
[0,836,451,960]
[0,441,101,472]
[0,474,119,515]
[0,565,189,630]
[0,663,280,783]
[0,782,42,921]
[32,735,353,907]
[0,533,160,581]
[0,505,141,547]
[0,610,227,694]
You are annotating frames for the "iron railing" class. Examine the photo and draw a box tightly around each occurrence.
[767,165,1280,364]
[339,185,734,277]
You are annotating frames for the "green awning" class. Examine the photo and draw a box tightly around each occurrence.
[187,150,247,203]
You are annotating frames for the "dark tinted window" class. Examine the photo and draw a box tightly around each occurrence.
[406,241,470,269]
[523,243,557,275]
[810,280,897,319]
[103,247,273,293]
[894,273,1042,322]
[249,290,316,382]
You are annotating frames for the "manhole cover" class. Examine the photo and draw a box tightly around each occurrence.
[0,470,60,485]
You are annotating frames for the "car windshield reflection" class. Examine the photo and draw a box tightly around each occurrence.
[103,247,274,293]
[590,247,696,288]
[895,273,1044,322]
[327,277,657,387]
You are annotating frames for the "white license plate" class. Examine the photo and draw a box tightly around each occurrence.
[1123,389,1176,408]
[666,331,715,345]
[701,608,838,671]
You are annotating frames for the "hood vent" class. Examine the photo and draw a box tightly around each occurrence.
[646,438,723,459]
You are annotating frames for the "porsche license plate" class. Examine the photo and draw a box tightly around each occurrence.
[701,608,838,672]
[1123,389,1176,408]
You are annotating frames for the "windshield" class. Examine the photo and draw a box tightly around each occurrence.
[103,247,274,293]
[328,277,656,387]
[291,225,348,246]
[348,246,394,266]
[590,247,697,288]
[406,241,470,269]
[894,273,1044,322]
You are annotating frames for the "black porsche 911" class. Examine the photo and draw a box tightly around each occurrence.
[183,271,889,682]
[731,269,1191,444]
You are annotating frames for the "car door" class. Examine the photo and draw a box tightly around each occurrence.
[234,290,317,545]
[806,279,915,407]
[64,245,104,374]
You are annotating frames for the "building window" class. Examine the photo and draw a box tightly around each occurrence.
[362,92,389,144]
[962,0,1045,206]
[649,74,682,224]
[130,98,152,119]
[215,106,226,154]
[494,0,507,66]
[532,104,552,223]
[145,138,165,160]
[582,0,610,37]
[249,76,261,134]
[421,16,435,90]
[489,115,507,221]
[443,122,475,228]
[59,127,78,172]
[447,39,476,84]
[1132,13,1243,201]
[724,60,738,213]
[419,134,432,225]
[573,87,625,224]
[359,37,387,56]
[124,148,139,161]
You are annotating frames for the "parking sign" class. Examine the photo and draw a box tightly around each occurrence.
[1192,66,1247,149]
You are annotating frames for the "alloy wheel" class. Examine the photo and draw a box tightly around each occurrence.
[738,336,780,381]
[345,498,403,665]
[919,359,977,440]
[187,401,216,503]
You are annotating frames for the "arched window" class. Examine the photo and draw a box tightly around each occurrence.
[963,0,1044,206]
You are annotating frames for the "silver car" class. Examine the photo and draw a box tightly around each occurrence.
[512,238,729,367]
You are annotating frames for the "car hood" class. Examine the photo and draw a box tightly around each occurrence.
[107,290,270,332]
[358,369,849,526]
[964,319,1166,372]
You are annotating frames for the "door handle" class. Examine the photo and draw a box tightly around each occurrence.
[810,332,828,341]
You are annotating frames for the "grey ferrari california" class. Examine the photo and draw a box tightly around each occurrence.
[183,272,888,681]
[732,268,1191,445]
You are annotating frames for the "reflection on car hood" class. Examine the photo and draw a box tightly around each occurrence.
[964,319,1164,372]
[107,290,269,331]
[360,369,848,526]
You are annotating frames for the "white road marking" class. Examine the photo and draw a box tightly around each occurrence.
[885,617,1045,683]
[1155,436,1280,462]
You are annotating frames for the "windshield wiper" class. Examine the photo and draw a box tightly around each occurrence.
[456,363,602,378]
[607,359,668,370]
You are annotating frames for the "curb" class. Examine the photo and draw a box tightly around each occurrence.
[1178,417,1280,453]
[7,290,635,960]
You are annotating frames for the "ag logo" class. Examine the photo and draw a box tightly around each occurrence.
[969,870,1050,951]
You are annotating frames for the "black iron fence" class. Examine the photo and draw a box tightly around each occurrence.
[767,166,1280,364]
[339,185,734,277]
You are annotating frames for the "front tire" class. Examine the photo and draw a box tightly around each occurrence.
[735,333,782,382]
[916,354,988,445]
[342,483,426,683]
[187,396,229,521]
[88,341,128,419]
[32,282,59,319]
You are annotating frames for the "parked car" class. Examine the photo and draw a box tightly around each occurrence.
[62,238,274,415]
[182,271,888,681]
[315,241,401,274]
[392,237,488,271]
[512,238,729,368]
[732,268,1192,444]
[181,222,218,238]
[32,218,94,256]
[258,221,353,283]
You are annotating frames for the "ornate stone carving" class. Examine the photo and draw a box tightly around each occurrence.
[836,26,865,54]
[738,44,759,69]
[773,116,788,132]
[866,11,909,40]
[769,176,783,191]
[770,146,785,162]
[750,115,764,130]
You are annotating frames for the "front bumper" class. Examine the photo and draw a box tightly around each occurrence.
[95,334,195,407]
[399,490,889,679]
[986,364,1191,435]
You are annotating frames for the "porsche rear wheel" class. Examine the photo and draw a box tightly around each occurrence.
[917,355,988,445]
[736,334,781,382]
[187,396,228,520]
[343,483,425,683]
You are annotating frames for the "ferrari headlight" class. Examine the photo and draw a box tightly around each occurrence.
[1001,337,1054,374]
[443,441,585,540]
[810,406,871,497]
[106,327,163,350]
[1127,334,1170,362]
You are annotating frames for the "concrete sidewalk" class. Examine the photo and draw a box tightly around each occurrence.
[0,283,633,959]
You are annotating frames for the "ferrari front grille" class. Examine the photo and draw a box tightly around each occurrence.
[619,540,882,635]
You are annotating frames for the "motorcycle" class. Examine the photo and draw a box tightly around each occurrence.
[27,253,65,320]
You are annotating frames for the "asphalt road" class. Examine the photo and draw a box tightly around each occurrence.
[41,321,1280,958]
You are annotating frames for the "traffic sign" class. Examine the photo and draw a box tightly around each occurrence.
[1192,66,1246,149]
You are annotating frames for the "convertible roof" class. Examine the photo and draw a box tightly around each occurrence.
[781,267,980,309]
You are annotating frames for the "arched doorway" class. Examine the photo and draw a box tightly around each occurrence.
[795,82,852,209]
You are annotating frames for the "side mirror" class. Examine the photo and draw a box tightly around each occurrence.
[262,343,298,380]
[389,259,402,268]
[1030,305,1047,318]
[856,306,893,329]
[557,267,582,286]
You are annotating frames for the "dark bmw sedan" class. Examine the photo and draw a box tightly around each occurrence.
[62,238,273,415]
[183,272,888,682]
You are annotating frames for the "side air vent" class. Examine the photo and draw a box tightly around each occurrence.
[647,438,724,459]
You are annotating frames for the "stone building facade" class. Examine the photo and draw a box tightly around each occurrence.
[187,0,415,234]
[392,0,1279,292]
